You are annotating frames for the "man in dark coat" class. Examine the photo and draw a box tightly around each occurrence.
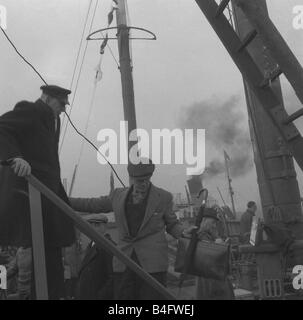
[0,85,76,299]
[75,214,114,300]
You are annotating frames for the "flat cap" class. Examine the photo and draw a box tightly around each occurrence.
[247,201,256,208]
[84,214,108,224]
[40,85,71,104]
[127,158,155,178]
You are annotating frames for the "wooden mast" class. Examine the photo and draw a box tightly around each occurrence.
[116,0,138,163]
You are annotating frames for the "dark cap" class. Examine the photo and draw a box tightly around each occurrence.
[203,208,219,221]
[40,85,71,105]
[127,158,155,178]
[247,201,256,208]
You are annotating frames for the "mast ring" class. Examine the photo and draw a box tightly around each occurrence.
[87,26,156,41]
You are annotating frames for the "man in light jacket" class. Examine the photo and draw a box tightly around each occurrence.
[70,159,191,299]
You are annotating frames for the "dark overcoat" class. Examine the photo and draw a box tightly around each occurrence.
[76,238,113,300]
[0,99,75,247]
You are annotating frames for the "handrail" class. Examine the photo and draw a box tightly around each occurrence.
[25,175,176,300]
[28,183,48,299]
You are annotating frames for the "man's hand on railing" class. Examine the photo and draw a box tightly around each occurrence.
[10,158,31,177]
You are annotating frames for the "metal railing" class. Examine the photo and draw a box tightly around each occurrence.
[25,175,176,300]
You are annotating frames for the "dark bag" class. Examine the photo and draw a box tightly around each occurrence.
[175,237,230,281]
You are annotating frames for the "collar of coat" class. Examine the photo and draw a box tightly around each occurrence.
[35,99,55,118]
[117,184,166,236]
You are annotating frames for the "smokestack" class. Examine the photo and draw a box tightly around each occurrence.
[186,175,203,208]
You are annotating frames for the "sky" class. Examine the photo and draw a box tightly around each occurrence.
[0,0,303,214]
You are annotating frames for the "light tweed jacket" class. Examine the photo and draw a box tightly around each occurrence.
[70,184,184,273]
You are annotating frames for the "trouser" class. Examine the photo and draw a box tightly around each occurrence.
[113,251,167,300]
[196,277,235,300]
[113,270,167,300]
[30,247,65,300]
[16,247,32,300]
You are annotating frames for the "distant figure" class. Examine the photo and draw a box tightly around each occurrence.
[76,214,114,300]
[6,247,32,300]
[240,201,257,243]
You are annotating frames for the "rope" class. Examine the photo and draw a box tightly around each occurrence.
[68,0,121,190]
[0,4,125,188]
[63,111,126,187]
[69,0,94,90]
[61,0,94,133]
[60,0,120,151]
[99,0,120,68]
[70,80,99,191]
[0,26,47,85]
[61,0,128,191]
[59,0,99,153]
[104,35,120,68]
[77,84,98,166]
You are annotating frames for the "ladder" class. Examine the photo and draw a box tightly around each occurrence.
[194,0,303,172]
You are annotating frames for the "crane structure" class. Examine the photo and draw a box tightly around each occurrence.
[194,0,303,299]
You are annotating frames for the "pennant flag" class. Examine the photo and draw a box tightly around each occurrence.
[108,10,114,26]
[103,1,117,54]
[95,62,103,83]
[108,1,118,25]
[93,0,118,85]
[224,150,231,161]
[100,34,108,54]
